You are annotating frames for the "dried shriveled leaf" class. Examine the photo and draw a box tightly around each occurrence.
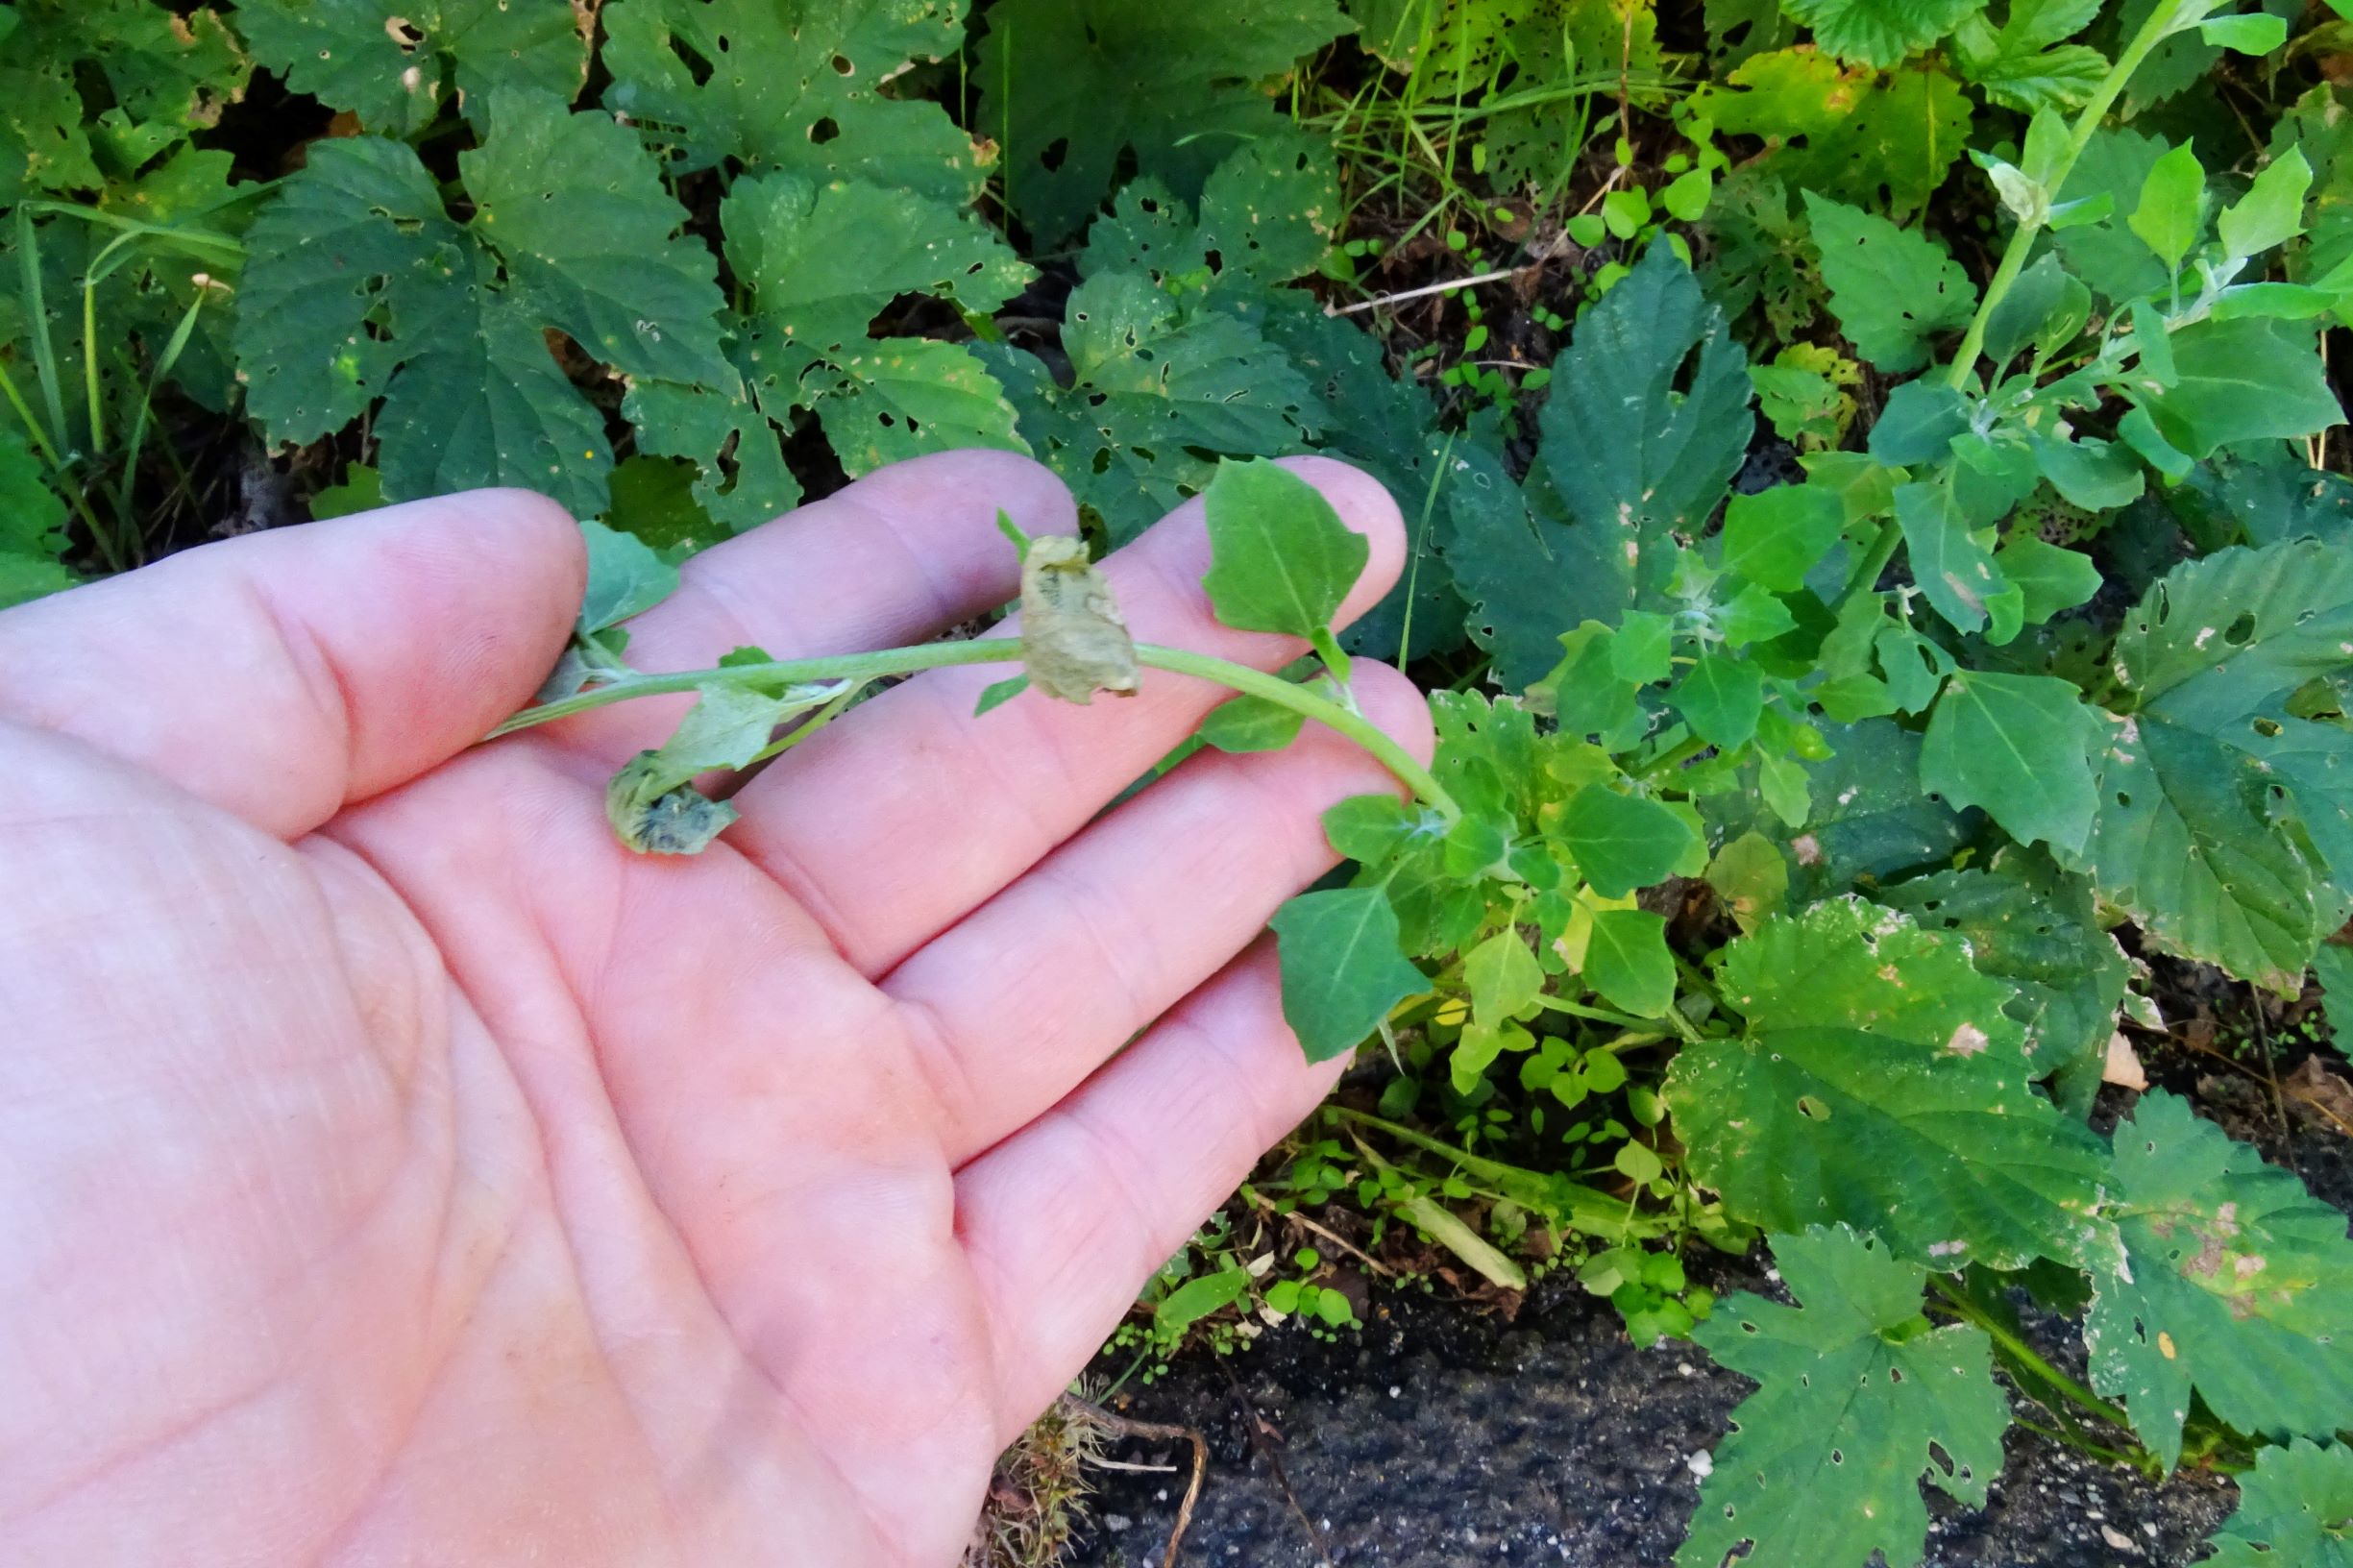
[1020,536,1140,703]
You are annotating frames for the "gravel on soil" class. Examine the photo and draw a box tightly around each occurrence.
[1068,1118,2353,1568]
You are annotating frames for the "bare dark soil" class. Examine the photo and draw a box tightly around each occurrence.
[1069,1107,2353,1568]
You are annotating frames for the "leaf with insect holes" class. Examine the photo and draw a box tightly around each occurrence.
[1556,786,1699,899]
[978,273,1317,545]
[2202,1441,2353,1568]
[1679,1226,2011,1568]
[601,0,987,202]
[2063,539,2353,992]
[1949,0,2105,111]
[2085,1091,2353,1471]
[1876,850,2129,1108]
[977,0,1349,245]
[1782,0,1987,67]
[235,90,732,516]
[1080,131,1342,295]
[0,426,73,610]
[1807,194,1978,373]
[1448,243,1752,688]
[1018,536,1140,703]
[1665,897,2119,1272]
[236,0,583,137]
[1271,886,1428,1063]
[1201,458,1368,640]
[1920,671,2105,855]
[0,0,249,203]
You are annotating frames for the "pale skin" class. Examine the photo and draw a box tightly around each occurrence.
[0,451,1431,1567]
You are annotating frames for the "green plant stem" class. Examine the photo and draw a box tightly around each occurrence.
[1926,1276,2141,1436]
[1536,995,1661,1031]
[1832,0,2191,616]
[490,637,1460,822]
[1943,0,2188,388]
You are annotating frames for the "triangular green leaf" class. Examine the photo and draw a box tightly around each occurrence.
[1921,670,2104,854]
[1271,886,1429,1063]
[1201,458,1369,639]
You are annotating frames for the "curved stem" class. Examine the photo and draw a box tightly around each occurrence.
[489,636,1460,822]
[1834,0,2191,620]
[1927,1276,2141,1435]
[1135,644,1458,821]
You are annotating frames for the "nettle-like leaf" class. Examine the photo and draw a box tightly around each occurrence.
[0,425,73,609]
[1078,131,1342,297]
[1666,897,2120,1272]
[2085,1092,2353,1471]
[978,272,1316,544]
[0,0,250,202]
[978,0,1350,245]
[1450,243,1753,688]
[1258,300,1510,662]
[1875,850,2128,1106]
[1807,195,1977,373]
[2202,1440,2353,1568]
[1948,0,2105,111]
[235,88,731,516]
[1679,1225,2011,1568]
[1782,0,1986,68]
[2065,538,2353,992]
[627,171,1031,528]
[236,0,584,137]
[1695,49,1973,218]
[602,0,986,202]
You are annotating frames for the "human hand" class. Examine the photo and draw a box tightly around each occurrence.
[0,452,1430,1567]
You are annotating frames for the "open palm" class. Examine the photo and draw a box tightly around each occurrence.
[0,452,1427,1567]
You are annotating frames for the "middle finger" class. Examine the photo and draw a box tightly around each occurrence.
[723,457,1405,976]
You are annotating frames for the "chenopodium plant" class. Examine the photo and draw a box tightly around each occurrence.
[497,456,1455,884]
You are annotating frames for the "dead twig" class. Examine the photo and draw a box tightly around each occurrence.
[1056,1394,1206,1567]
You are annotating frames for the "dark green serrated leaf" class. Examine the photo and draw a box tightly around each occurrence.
[1783,0,1986,67]
[979,272,1315,544]
[1667,897,2120,1272]
[978,0,1348,246]
[2086,1091,2353,1470]
[236,0,582,137]
[1807,193,1978,373]
[602,0,986,201]
[1450,244,1752,687]
[1876,851,2129,1103]
[1272,886,1429,1063]
[235,89,730,515]
[2067,539,2353,991]
[1679,1225,2011,1568]
[2202,1441,2353,1568]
